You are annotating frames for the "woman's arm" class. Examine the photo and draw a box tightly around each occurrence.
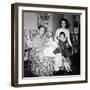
[54,29,60,43]
[67,30,72,47]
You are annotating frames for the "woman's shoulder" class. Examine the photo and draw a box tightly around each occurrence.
[65,29,69,33]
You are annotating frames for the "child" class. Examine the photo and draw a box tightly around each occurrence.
[42,31,57,57]
[53,32,72,72]
[37,31,57,61]
[54,32,72,57]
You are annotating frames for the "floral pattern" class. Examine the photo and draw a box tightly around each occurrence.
[29,48,55,76]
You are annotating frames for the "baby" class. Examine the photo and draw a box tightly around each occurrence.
[43,31,58,57]
[43,31,63,71]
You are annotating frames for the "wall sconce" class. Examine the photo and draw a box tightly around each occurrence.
[40,13,50,20]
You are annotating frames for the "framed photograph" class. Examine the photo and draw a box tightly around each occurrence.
[11,3,88,87]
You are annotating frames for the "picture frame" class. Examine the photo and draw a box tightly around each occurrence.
[11,3,88,87]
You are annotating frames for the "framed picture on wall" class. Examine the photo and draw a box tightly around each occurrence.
[11,3,88,87]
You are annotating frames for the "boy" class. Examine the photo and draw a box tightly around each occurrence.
[53,32,72,72]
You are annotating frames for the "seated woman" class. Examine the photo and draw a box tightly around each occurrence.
[29,25,55,76]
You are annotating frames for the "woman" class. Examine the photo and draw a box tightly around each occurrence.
[31,25,47,48]
[55,18,72,47]
[29,25,55,76]
[55,18,72,72]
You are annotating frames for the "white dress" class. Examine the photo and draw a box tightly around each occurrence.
[43,38,63,71]
[43,38,58,57]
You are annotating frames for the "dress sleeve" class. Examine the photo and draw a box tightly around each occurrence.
[67,30,72,47]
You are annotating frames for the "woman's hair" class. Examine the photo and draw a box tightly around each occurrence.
[38,25,47,35]
[59,18,69,28]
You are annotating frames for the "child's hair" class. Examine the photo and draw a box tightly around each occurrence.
[46,31,53,38]
[59,32,65,37]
